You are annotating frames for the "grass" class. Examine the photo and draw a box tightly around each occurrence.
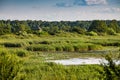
[0,34,120,80]
[20,62,104,80]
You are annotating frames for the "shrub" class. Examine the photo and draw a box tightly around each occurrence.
[63,45,74,52]
[39,41,51,44]
[107,28,116,35]
[26,45,55,52]
[15,50,28,57]
[4,42,22,47]
[101,42,120,47]
[55,46,63,52]
[88,44,103,51]
[0,51,23,80]
[73,44,88,52]
[86,31,98,36]
[102,54,120,80]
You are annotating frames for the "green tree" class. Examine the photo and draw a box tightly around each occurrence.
[108,20,120,33]
[48,26,59,35]
[0,21,11,35]
[72,26,86,34]
[102,54,120,80]
[88,20,108,34]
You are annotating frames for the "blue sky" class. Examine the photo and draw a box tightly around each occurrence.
[0,0,120,21]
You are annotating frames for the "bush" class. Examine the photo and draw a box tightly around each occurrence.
[0,51,23,80]
[107,28,116,35]
[86,31,98,36]
[4,42,22,47]
[15,50,28,57]
[102,54,120,80]
[101,42,120,47]
[63,45,74,52]
[26,45,55,52]
[88,44,103,51]
[55,46,63,52]
[39,41,51,44]
[73,44,88,52]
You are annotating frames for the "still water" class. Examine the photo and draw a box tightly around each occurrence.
[48,58,120,65]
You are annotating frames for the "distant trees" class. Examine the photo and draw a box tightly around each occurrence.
[0,21,11,35]
[108,20,120,33]
[0,20,119,35]
[88,20,120,35]
[48,26,59,35]
[88,20,108,35]
[72,26,86,34]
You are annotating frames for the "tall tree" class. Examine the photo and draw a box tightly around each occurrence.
[108,20,120,33]
[88,20,108,34]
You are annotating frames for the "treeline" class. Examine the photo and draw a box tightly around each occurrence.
[0,20,120,35]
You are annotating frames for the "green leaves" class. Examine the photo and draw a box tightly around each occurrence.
[102,54,120,80]
[0,51,23,80]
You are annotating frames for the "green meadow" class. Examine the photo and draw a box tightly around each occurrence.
[0,20,120,80]
[0,33,120,80]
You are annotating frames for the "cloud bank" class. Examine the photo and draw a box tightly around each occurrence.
[56,0,108,7]
[85,0,107,5]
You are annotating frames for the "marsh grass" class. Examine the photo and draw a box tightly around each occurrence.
[0,51,23,80]
[0,34,120,80]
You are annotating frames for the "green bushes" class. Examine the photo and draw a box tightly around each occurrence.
[102,54,120,80]
[86,31,98,36]
[15,50,28,57]
[26,43,103,52]
[88,44,103,51]
[63,45,74,52]
[101,42,120,47]
[39,41,51,44]
[4,42,22,47]
[0,51,23,80]
[3,41,29,48]
[55,46,63,52]
[26,45,55,52]
[73,44,88,52]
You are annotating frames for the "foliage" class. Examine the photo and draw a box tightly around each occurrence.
[0,51,23,80]
[108,20,120,33]
[102,54,120,80]
[26,45,55,52]
[15,50,28,57]
[4,42,22,47]
[0,20,120,35]
[107,28,116,35]
[21,61,103,80]
[86,31,98,36]
[88,20,108,35]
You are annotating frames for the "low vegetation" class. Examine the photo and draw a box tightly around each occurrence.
[0,51,23,80]
[0,19,120,80]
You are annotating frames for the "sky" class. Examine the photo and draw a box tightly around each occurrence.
[0,0,120,21]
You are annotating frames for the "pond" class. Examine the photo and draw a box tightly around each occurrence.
[48,58,120,65]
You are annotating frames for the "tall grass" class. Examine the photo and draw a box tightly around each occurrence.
[26,45,55,52]
[20,61,103,80]
[26,43,103,52]
[0,51,23,80]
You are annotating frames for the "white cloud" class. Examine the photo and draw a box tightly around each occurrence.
[85,0,107,5]
[112,7,120,12]
[103,7,120,12]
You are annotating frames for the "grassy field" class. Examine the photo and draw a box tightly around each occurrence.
[0,34,120,80]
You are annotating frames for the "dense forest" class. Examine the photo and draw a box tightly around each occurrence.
[0,20,120,35]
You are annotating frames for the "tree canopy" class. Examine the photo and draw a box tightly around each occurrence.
[0,20,119,35]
